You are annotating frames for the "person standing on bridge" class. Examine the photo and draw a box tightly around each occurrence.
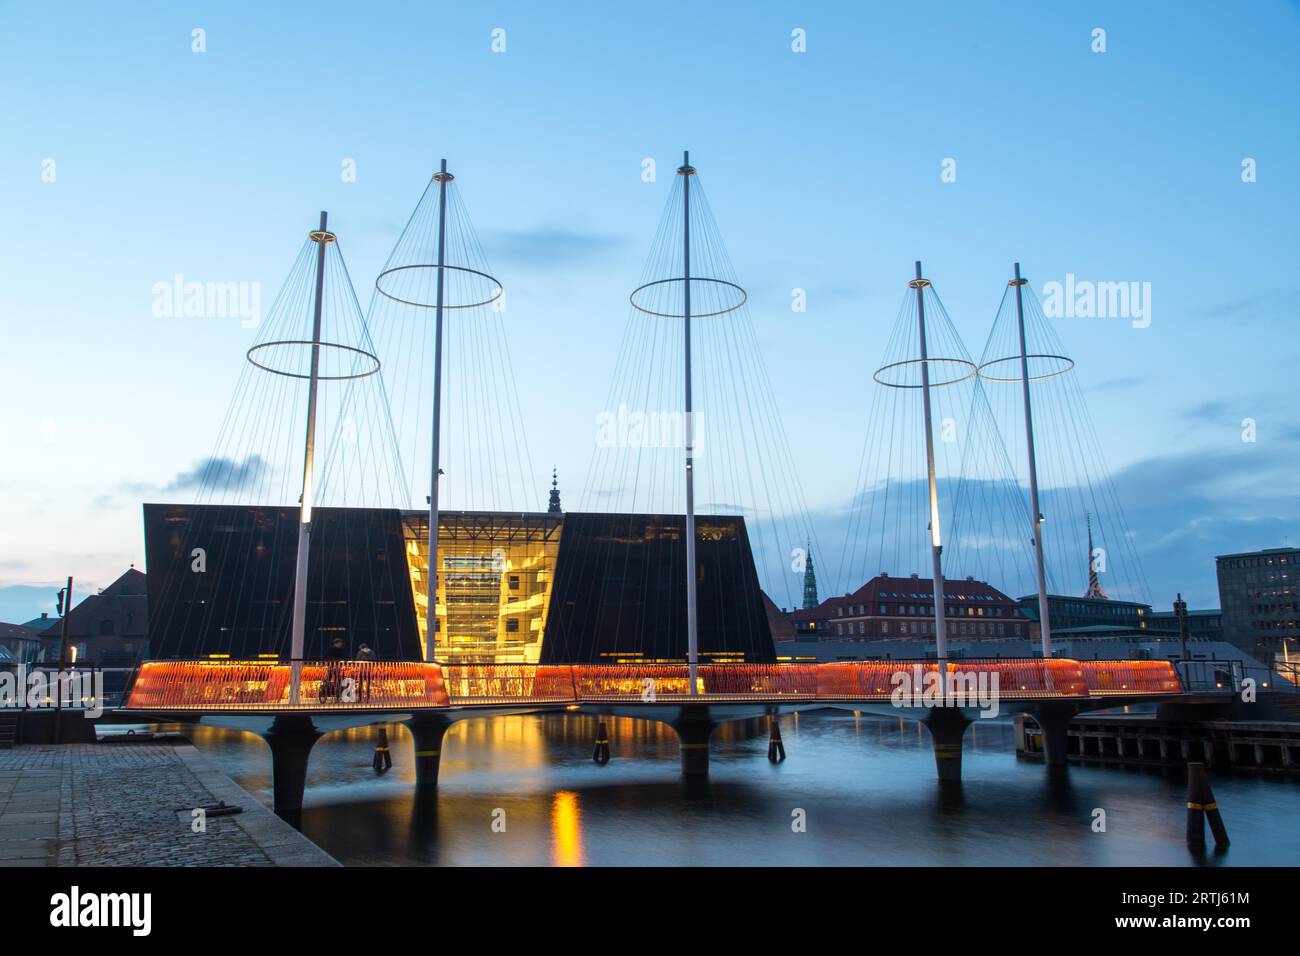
[323,637,348,701]
[356,643,376,703]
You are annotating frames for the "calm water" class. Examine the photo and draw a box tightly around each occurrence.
[171,713,1297,866]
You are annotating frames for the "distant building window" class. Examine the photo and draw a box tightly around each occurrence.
[505,618,519,633]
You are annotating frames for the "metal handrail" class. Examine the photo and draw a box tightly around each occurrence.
[1174,659,1299,693]
[116,657,1187,712]
[123,660,449,710]
[1076,659,1184,695]
[0,664,138,709]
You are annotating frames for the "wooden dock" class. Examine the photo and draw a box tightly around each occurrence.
[1015,712,1300,773]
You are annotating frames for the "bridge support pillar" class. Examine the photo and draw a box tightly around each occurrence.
[924,709,970,783]
[406,714,454,791]
[671,707,715,777]
[1032,705,1077,769]
[262,715,322,825]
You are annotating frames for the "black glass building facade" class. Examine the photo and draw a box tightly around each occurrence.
[143,505,775,663]
[143,504,421,660]
[541,513,774,663]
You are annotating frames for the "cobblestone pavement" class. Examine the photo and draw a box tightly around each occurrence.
[0,743,337,867]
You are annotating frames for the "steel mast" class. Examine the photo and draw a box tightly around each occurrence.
[289,211,333,705]
[680,151,700,696]
[912,261,949,669]
[1010,262,1053,659]
[425,159,451,663]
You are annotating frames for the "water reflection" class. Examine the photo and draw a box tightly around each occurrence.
[173,713,1297,867]
[551,791,583,867]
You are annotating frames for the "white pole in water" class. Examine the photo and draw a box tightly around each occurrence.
[1011,262,1053,659]
[425,159,451,663]
[913,261,949,676]
[680,150,699,696]
[290,211,332,705]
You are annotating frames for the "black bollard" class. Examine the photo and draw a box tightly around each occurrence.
[767,718,786,763]
[1186,762,1229,850]
[373,726,393,775]
[592,721,611,765]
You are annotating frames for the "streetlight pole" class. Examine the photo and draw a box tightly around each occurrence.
[53,575,72,743]
[1174,592,1189,664]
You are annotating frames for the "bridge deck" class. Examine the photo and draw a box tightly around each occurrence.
[118,658,1183,715]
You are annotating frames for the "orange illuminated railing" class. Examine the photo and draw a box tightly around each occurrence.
[1077,659,1182,696]
[124,660,449,710]
[442,665,577,705]
[572,664,821,701]
[813,658,1091,700]
[120,657,1184,712]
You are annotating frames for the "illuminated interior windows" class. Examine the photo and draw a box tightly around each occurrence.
[403,513,562,664]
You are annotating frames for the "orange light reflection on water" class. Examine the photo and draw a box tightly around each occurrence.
[551,790,584,867]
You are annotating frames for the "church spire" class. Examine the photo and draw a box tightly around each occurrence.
[1084,513,1109,599]
[801,540,819,609]
[547,467,562,514]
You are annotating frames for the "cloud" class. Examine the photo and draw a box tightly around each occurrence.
[0,584,61,624]
[775,435,1300,611]
[1084,375,1141,393]
[112,454,271,503]
[1181,399,1231,423]
[487,227,624,268]
[163,455,268,493]
[1191,289,1295,325]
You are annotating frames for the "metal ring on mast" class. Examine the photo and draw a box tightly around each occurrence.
[975,353,1075,382]
[374,263,504,310]
[976,273,1076,382]
[874,270,975,388]
[629,276,747,318]
[246,339,381,380]
[873,356,977,389]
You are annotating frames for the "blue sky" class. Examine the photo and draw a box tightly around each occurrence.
[1,0,1298,619]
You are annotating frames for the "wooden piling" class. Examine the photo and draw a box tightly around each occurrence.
[1186,762,1229,849]
[373,726,392,775]
[767,718,786,763]
[592,721,611,765]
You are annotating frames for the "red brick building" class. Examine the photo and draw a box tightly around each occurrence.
[787,573,1033,642]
